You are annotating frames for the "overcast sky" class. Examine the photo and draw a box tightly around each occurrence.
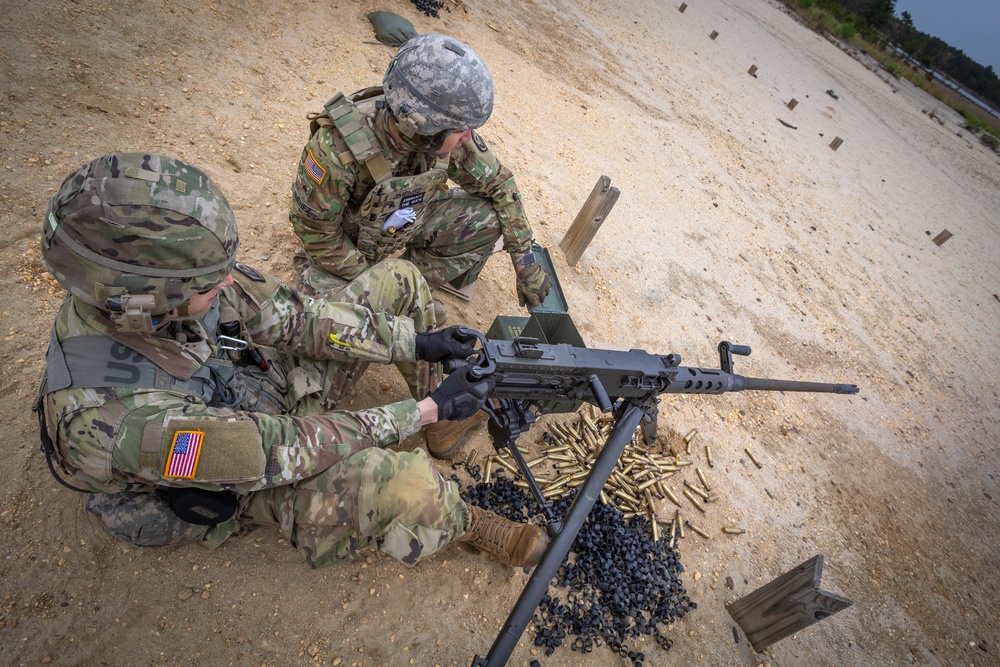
[895,0,1000,72]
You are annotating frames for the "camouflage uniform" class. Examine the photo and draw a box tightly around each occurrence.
[37,153,472,567]
[290,95,535,292]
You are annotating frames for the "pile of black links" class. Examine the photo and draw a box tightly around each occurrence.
[408,0,447,18]
[456,467,696,667]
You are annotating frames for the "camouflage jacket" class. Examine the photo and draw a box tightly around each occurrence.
[289,88,534,280]
[37,265,422,496]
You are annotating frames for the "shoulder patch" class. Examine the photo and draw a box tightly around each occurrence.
[304,149,327,185]
[472,131,488,153]
[157,418,265,483]
[164,430,204,479]
[234,262,266,282]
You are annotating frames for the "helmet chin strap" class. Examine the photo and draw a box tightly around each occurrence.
[386,108,451,153]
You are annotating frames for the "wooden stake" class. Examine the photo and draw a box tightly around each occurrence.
[559,175,620,266]
[727,555,853,652]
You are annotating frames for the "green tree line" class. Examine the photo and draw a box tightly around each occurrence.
[791,0,1000,110]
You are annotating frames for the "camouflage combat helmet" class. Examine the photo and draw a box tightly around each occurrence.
[42,153,240,333]
[383,34,494,141]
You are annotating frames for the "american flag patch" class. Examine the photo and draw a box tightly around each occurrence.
[164,430,205,479]
[304,149,327,185]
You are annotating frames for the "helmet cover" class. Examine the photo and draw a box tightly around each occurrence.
[383,34,494,137]
[42,153,239,330]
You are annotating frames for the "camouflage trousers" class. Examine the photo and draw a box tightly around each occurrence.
[245,447,469,567]
[292,257,440,402]
[86,448,470,566]
[298,189,502,292]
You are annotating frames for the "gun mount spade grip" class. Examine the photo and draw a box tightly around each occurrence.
[588,374,613,412]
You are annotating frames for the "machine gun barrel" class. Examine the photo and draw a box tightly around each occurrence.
[476,337,859,406]
[464,330,858,666]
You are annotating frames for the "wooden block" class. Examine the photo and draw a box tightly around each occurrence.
[710,30,719,40]
[727,555,852,652]
[559,176,620,266]
[932,230,953,246]
[747,65,758,77]
[829,136,844,151]
[786,98,798,110]
[678,2,687,11]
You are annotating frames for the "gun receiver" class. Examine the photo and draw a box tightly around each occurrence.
[460,329,858,667]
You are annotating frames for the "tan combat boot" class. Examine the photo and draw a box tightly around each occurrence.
[458,505,549,568]
[424,411,488,460]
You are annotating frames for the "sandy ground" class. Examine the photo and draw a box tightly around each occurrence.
[2,0,1000,665]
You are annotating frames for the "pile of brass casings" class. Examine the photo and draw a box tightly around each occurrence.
[485,406,748,543]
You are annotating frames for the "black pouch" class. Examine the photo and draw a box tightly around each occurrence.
[166,488,239,526]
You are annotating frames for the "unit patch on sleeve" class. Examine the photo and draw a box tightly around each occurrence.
[304,149,327,185]
[471,131,488,153]
[164,430,205,479]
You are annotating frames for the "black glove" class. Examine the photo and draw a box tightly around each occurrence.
[415,325,476,362]
[429,370,494,421]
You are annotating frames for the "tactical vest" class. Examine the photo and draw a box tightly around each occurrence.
[309,88,450,264]
[33,302,289,489]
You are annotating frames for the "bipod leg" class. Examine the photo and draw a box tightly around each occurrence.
[470,402,647,667]
[481,399,558,527]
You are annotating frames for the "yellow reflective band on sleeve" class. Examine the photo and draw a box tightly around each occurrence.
[328,333,353,349]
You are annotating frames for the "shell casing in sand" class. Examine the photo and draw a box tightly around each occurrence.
[544,477,569,493]
[599,490,610,505]
[683,428,698,444]
[705,494,720,503]
[494,455,518,474]
[483,458,492,483]
[683,488,706,513]
[650,509,660,542]
[465,449,479,467]
[685,520,711,539]
[526,455,547,468]
[705,444,714,468]
[684,480,710,500]
[637,476,662,492]
[613,488,640,506]
[696,467,710,490]
[675,510,684,538]
[722,526,746,535]
[662,485,682,507]
[745,447,763,468]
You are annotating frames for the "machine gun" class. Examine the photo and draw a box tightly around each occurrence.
[448,328,859,667]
